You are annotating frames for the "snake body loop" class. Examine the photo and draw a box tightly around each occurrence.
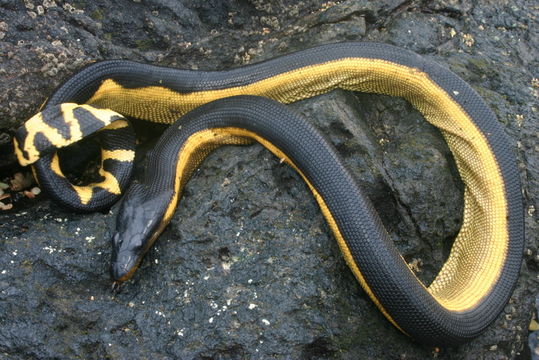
[13,42,524,345]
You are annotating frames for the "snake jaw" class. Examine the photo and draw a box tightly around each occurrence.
[110,248,139,281]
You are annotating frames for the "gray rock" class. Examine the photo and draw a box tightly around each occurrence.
[0,0,537,359]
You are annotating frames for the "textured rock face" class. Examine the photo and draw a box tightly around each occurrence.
[0,0,537,359]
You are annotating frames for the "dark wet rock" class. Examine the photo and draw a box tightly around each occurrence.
[0,0,537,359]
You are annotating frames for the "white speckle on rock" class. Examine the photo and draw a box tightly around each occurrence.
[43,246,55,254]
[262,319,270,325]
[248,303,257,310]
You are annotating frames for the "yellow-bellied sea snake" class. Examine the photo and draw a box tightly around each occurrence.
[12,42,524,345]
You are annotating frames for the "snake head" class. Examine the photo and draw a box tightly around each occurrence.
[110,183,173,282]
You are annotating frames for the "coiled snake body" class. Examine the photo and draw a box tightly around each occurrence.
[13,42,524,345]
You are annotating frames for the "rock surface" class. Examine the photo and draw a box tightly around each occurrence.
[0,0,537,359]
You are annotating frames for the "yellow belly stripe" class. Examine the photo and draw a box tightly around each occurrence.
[101,149,135,162]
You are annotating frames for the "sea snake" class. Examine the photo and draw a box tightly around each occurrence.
[12,42,524,345]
